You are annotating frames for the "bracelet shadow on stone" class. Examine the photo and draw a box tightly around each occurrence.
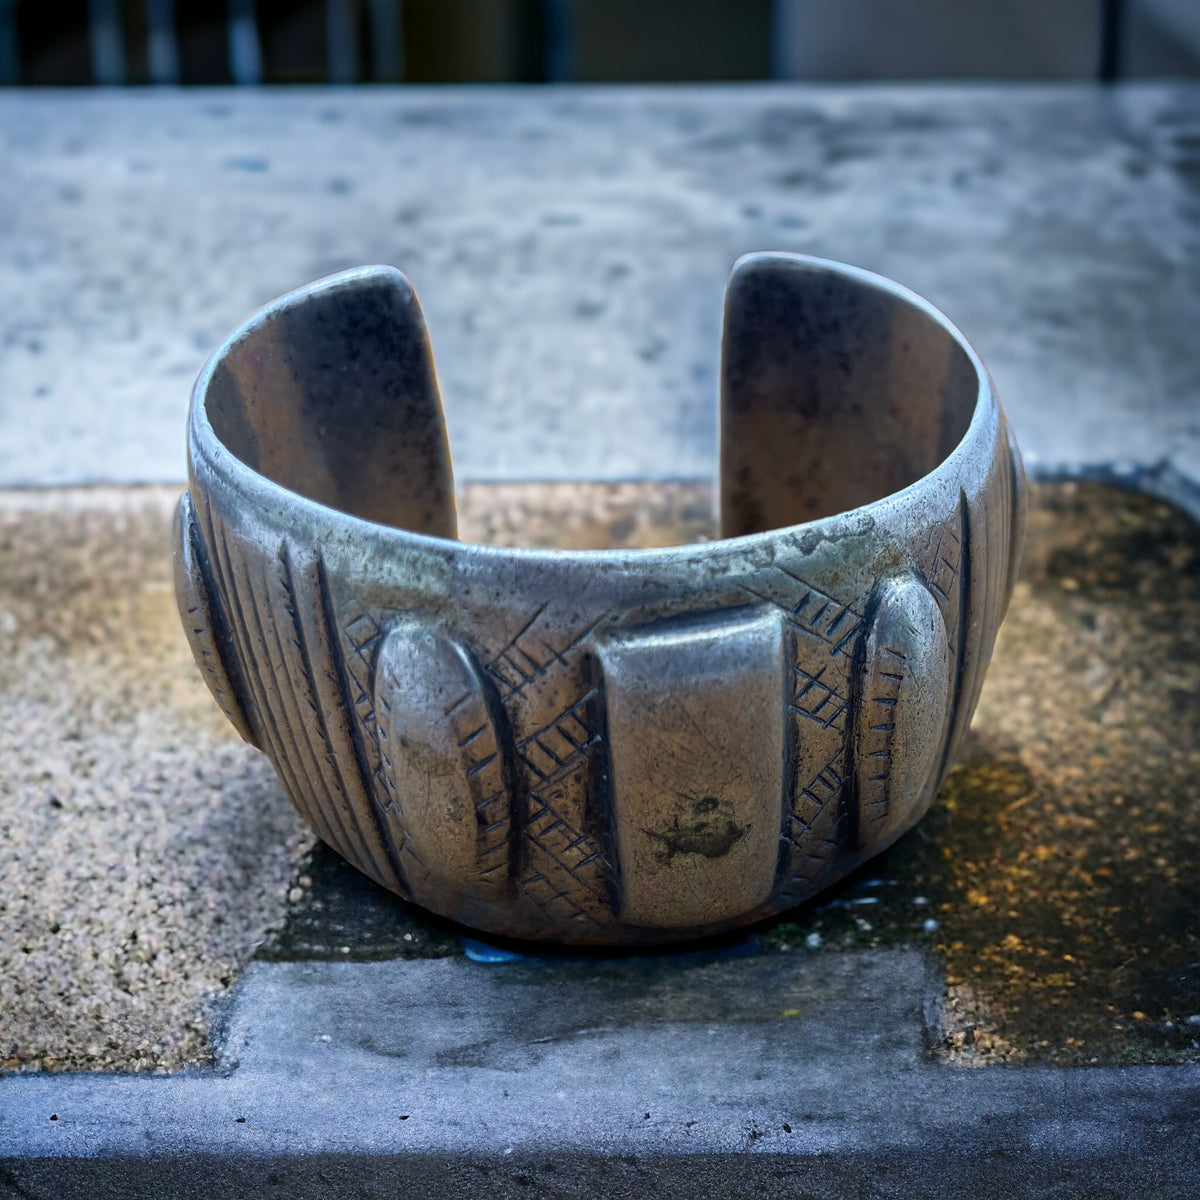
[0,478,1196,1073]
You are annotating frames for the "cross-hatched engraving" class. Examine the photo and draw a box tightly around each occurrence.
[517,871,601,927]
[526,789,608,902]
[742,568,866,658]
[516,691,601,782]
[786,748,845,842]
[789,663,848,731]
[518,685,611,923]
[921,511,964,631]
[780,747,851,897]
[738,566,866,901]
[344,612,386,723]
[785,583,865,657]
[484,605,600,701]
[488,602,613,924]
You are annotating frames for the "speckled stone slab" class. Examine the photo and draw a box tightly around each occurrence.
[0,85,1198,488]
[0,489,310,1073]
[1,479,1197,1078]
[1,478,1198,1199]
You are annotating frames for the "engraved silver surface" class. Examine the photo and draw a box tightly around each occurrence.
[176,253,1025,945]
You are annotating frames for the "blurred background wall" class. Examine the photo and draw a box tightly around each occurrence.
[2,0,1199,87]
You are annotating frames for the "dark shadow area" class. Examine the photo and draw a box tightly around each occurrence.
[5,0,1200,86]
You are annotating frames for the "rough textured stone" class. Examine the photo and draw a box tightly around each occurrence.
[2,950,1198,1199]
[0,85,1198,487]
[1,478,1199,1196]
[0,489,312,1073]
[1,479,1198,1076]
[3,82,1199,1195]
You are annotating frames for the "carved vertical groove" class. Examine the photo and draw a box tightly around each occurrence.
[173,491,257,747]
[582,656,620,915]
[844,583,884,851]
[274,546,407,894]
[854,573,949,845]
[244,549,371,869]
[196,497,347,858]
[472,666,526,889]
[313,559,412,898]
[776,627,800,887]
[938,488,972,779]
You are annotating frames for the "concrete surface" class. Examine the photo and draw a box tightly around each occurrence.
[1,479,1199,1200]
[0,488,310,1074]
[3,950,1199,1198]
[3,84,1200,1196]
[0,481,712,1075]
[3,479,1198,1076]
[1,84,1198,488]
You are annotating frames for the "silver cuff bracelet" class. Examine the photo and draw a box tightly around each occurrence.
[175,253,1025,945]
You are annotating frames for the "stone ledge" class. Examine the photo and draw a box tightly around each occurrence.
[2,951,1198,1199]
[2,478,1199,1197]
[2,85,1199,490]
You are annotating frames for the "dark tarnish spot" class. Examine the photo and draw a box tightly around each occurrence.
[643,797,749,862]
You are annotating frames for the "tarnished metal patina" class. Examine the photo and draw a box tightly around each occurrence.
[175,254,1025,945]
